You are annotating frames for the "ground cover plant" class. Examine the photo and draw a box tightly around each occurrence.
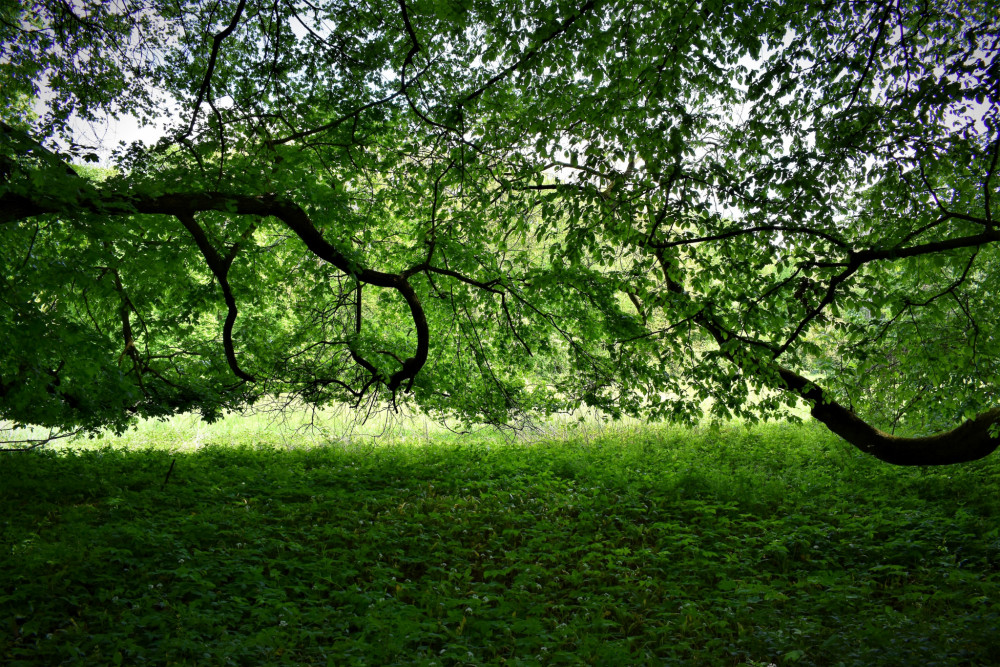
[3,422,1000,666]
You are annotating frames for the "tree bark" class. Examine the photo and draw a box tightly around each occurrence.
[775,365,1000,465]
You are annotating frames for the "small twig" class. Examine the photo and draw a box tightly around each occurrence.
[161,458,176,490]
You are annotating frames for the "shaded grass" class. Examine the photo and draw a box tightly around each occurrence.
[2,422,1000,665]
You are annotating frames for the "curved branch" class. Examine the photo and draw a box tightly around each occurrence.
[140,194,429,392]
[176,213,256,382]
[180,0,248,140]
[774,365,1000,466]
[397,0,421,78]
[699,311,1000,465]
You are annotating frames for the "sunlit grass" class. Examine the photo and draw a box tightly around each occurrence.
[34,387,811,455]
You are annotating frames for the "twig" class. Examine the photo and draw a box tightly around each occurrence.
[161,458,176,490]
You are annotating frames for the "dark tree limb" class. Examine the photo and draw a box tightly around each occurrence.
[0,187,430,394]
[176,213,256,382]
[775,365,1000,466]
[180,0,248,140]
[698,311,1000,465]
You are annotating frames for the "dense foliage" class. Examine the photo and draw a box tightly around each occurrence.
[3,424,1000,665]
[1,0,998,462]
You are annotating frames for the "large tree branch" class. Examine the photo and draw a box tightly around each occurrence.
[774,364,1000,466]
[698,312,1000,465]
[176,213,256,382]
[1,188,430,393]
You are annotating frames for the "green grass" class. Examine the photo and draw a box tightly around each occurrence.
[3,420,1000,665]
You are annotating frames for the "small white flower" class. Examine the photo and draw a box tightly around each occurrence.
[279,620,288,627]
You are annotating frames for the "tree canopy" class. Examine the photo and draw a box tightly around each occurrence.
[1,0,998,463]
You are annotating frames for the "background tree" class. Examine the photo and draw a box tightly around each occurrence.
[1,0,997,463]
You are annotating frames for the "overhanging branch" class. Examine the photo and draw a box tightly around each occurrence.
[176,212,256,382]
[1,187,430,394]
[698,311,1000,465]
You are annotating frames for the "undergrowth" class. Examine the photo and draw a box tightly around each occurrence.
[2,422,999,665]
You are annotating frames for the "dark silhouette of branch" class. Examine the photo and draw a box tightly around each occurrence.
[462,0,596,105]
[697,311,1000,465]
[180,0,248,140]
[176,213,256,382]
[2,185,431,393]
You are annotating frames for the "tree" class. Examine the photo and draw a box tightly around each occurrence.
[1,0,997,463]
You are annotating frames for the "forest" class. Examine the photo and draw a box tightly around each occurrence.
[2,0,997,462]
[2,0,999,663]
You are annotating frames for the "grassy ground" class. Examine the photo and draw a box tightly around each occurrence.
[2,418,999,666]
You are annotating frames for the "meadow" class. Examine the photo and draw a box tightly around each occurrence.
[2,415,999,666]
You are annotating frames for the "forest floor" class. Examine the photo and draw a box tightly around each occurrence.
[2,416,999,665]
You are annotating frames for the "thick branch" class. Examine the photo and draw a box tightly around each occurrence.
[850,229,1000,264]
[775,365,1000,466]
[1,188,430,393]
[700,312,1000,465]
[176,213,256,382]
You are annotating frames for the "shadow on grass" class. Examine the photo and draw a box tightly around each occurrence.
[3,422,999,666]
